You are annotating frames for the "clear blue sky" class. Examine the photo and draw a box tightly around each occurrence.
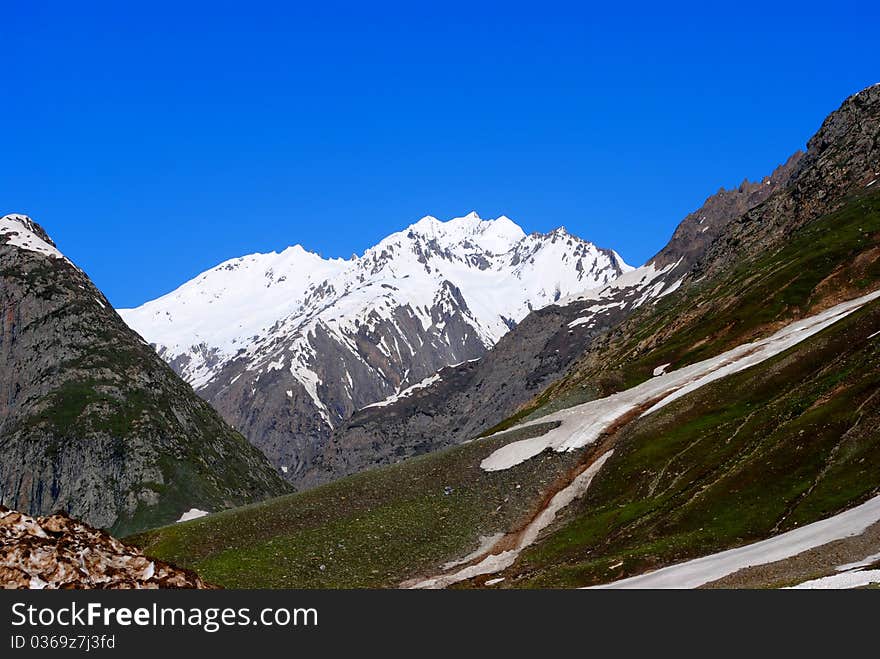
[4,1,878,307]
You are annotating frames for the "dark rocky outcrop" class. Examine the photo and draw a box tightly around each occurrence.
[0,217,289,535]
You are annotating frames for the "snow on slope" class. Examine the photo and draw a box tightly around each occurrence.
[786,569,880,589]
[481,288,880,471]
[0,214,66,261]
[408,450,614,589]
[118,245,347,373]
[592,494,880,589]
[120,212,630,410]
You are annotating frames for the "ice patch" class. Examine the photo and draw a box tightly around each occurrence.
[176,508,210,523]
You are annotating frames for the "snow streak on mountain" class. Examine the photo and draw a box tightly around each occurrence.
[120,212,630,481]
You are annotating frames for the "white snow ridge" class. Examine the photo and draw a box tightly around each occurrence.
[119,212,630,417]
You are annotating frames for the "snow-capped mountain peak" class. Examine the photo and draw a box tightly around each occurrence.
[393,212,526,255]
[0,214,66,261]
[119,212,629,481]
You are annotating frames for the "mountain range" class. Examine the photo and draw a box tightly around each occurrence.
[119,213,630,484]
[3,82,880,590]
[129,82,880,589]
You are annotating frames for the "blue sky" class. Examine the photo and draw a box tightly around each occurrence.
[4,1,878,307]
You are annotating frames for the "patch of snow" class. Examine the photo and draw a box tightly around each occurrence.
[481,289,880,472]
[411,451,613,589]
[94,298,106,309]
[0,214,67,261]
[653,363,671,377]
[176,508,210,523]
[592,494,880,589]
[868,330,880,340]
[866,179,877,187]
[485,577,505,586]
[363,372,442,409]
[281,466,289,474]
[442,533,506,570]
[658,276,685,298]
[836,551,880,572]
[292,365,329,422]
[786,569,880,589]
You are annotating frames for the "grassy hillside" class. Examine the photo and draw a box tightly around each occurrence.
[129,422,587,588]
[505,298,880,587]
[130,188,880,587]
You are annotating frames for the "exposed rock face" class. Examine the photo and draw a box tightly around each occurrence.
[0,215,289,535]
[309,298,630,486]
[697,84,880,279]
[651,152,803,269]
[0,506,211,589]
[121,213,629,485]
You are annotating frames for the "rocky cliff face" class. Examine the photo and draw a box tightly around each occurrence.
[121,213,629,485]
[0,506,211,589]
[696,84,880,279]
[0,215,289,535]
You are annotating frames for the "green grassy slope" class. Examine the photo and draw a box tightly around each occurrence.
[129,422,589,588]
[130,188,880,587]
[504,298,880,587]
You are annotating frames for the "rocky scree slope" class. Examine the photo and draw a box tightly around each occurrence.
[0,215,289,536]
[0,506,211,589]
[120,213,629,486]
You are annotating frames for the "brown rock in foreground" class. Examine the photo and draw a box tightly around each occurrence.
[0,506,212,589]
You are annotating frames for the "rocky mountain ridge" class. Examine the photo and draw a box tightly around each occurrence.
[0,214,289,535]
